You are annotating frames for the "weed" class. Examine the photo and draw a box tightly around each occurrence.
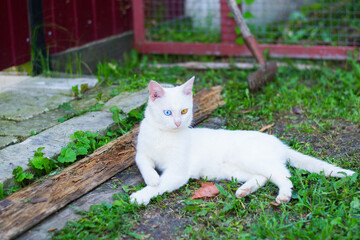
[0,184,5,199]
[71,84,88,99]
[110,106,145,135]
[12,166,34,187]
[28,147,56,176]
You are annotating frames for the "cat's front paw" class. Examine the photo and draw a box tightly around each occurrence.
[130,188,153,205]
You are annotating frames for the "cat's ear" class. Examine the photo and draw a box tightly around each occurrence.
[149,80,165,102]
[182,76,195,96]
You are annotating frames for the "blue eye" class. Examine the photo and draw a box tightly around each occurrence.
[163,110,172,116]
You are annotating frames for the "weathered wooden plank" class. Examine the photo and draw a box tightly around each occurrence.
[0,86,224,240]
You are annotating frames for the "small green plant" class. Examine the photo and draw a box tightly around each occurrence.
[57,131,104,165]
[71,84,88,99]
[28,147,56,176]
[58,103,80,123]
[0,184,5,199]
[12,166,34,187]
[110,106,145,135]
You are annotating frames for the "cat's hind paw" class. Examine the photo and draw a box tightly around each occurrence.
[235,188,250,198]
[275,194,291,204]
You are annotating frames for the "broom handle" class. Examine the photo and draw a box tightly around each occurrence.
[225,0,252,38]
[226,0,265,64]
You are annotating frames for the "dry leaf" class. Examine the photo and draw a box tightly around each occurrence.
[259,123,275,132]
[191,181,220,200]
[270,201,281,206]
[238,109,252,114]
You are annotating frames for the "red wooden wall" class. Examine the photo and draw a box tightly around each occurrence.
[0,0,133,71]
[42,0,132,54]
[0,0,31,71]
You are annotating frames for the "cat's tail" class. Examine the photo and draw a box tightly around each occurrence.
[286,148,355,178]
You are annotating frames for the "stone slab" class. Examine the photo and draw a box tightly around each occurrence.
[0,75,30,93]
[70,85,118,112]
[103,89,148,113]
[0,136,18,149]
[0,75,98,121]
[15,76,98,93]
[0,110,65,137]
[0,88,72,121]
[0,75,98,94]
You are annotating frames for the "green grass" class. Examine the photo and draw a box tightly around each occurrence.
[50,53,360,239]
[148,18,221,43]
[52,192,147,239]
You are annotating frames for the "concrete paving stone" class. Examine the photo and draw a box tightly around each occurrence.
[9,76,98,94]
[0,75,30,93]
[102,88,148,113]
[0,136,18,149]
[0,76,98,121]
[0,109,65,138]
[0,111,114,187]
[70,85,118,112]
[0,88,73,121]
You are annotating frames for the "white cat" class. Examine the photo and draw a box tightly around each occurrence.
[130,77,355,205]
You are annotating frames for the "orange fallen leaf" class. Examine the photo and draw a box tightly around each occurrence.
[259,123,275,132]
[191,181,220,200]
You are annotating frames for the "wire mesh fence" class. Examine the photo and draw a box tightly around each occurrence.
[144,0,221,43]
[144,0,360,47]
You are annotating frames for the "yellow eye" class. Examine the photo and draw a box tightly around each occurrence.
[181,109,188,115]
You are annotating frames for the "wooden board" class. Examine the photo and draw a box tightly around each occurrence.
[0,86,224,240]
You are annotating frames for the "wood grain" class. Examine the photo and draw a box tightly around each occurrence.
[0,86,224,240]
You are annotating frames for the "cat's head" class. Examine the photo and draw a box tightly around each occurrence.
[145,77,194,130]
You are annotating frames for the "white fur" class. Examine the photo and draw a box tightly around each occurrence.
[130,77,355,205]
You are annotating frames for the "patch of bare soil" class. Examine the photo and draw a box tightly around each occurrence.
[128,205,191,239]
[273,114,360,160]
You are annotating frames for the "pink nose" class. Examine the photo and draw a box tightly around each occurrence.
[175,122,181,127]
